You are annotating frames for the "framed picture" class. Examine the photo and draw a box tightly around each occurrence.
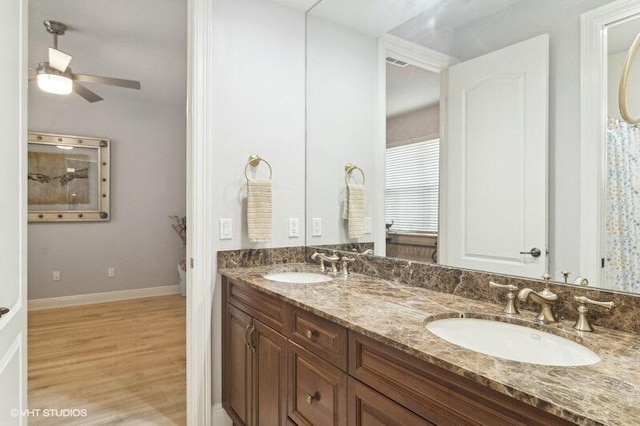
[28,132,110,222]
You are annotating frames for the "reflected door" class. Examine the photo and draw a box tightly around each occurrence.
[440,34,549,279]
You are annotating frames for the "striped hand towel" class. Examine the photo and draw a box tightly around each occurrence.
[342,183,365,238]
[247,179,272,242]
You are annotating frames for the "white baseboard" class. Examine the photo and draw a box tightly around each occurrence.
[212,403,232,426]
[28,285,181,310]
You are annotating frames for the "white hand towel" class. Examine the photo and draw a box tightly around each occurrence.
[342,183,365,238]
[247,179,272,242]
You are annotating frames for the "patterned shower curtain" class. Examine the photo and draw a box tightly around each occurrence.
[605,118,640,292]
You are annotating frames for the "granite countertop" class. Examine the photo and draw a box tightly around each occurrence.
[221,263,640,426]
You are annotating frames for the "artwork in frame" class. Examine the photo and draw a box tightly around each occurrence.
[28,132,110,222]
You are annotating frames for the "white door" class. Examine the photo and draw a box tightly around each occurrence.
[440,34,549,279]
[0,0,28,424]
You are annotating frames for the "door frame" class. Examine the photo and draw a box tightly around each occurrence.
[187,0,214,424]
[13,0,215,424]
[376,34,456,257]
[580,0,640,287]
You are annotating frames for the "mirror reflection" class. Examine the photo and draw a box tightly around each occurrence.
[305,0,640,294]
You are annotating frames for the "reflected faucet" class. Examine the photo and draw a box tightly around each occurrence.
[517,274,558,324]
[361,249,374,255]
[572,276,589,286]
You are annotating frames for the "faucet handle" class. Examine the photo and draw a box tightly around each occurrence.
[573,296,615,332]
[341,256,355,275]
[489,281,519,315]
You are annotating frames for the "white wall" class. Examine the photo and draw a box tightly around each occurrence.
[210,0,306,408]
[305,15,378,245]
[28,94,186,299]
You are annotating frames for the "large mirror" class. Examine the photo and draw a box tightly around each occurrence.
[305,0,640,294]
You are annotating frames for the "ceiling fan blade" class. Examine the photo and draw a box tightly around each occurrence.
[48,47,72,72]
[74,73,141,90]
[73,82,103,103]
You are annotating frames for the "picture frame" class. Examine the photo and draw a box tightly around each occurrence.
[28,132,110,222]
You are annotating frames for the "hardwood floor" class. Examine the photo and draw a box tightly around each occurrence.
[28,295,186,425]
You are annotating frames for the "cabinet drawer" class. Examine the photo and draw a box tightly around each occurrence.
[290,307,348,370]
[224,277,288,333]
[349,331,572,426]
[348,377,433,426]
[288,342,347,426]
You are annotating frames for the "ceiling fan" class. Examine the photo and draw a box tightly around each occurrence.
[32,20,141,103]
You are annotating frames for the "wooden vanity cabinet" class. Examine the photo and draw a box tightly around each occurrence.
[222,276,574,426]
[223,279,289,426]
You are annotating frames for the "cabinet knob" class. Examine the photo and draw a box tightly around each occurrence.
[306,391,319,404]
[0,307,9,318]
[305,329,316,339]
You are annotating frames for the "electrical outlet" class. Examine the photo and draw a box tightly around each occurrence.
[288,218,299,238]
[52,270,60,281]
[107,267,116,278]
[220,218,232,240]
[312,218,322,237]
[364,217,372,234]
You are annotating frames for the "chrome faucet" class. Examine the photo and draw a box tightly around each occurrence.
[517,274,558,324]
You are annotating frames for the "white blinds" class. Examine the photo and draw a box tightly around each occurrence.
[385,139,439,233]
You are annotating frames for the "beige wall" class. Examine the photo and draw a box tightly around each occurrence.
[387,104,439,147]
[28,95,186,299]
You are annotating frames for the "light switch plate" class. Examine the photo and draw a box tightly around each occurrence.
[364,217,372,234]
[289,218,299,237]
[312,218,322,237]
[220,218,232,240]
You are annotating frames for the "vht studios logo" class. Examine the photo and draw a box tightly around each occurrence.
[10,408,88,418]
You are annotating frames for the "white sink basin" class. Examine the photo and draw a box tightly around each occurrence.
[426,318,600,366]
[263,272,333,284]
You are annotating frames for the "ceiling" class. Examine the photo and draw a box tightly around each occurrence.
[28,0,187,107]
[308,0,437,37]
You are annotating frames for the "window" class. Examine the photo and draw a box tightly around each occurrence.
[385,139,439,233]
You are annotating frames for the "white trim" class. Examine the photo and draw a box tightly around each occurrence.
[212,403,232,425]
[28,285,180,310]
[186,0,214,423]
[374,37,387,256]
[580,0,640,285]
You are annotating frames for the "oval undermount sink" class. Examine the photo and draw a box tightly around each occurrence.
[426,318,600,366]
[263,272,333,284]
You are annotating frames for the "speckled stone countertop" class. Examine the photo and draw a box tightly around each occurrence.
[221,263,640,426]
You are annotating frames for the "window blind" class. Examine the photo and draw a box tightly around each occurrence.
[385,139,439,233]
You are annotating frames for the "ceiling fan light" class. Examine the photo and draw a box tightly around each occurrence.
[37,73,73,95]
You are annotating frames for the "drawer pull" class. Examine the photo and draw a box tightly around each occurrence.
[305,329,317,339]
[306,391,320,404]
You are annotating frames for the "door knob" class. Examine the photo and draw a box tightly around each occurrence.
[519,248,542,258]
[0,307,9,318]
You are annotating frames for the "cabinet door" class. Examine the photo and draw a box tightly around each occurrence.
[223,303,253,426]
[253,319,288,426]
[289,342,347,426]
[348,378,433,426]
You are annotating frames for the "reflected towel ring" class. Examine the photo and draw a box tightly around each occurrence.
[619,33,640,124]
[245,154,273,181]
[344,163,365,185]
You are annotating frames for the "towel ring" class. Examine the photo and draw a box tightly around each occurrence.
[244,154,273,181]
[619,33,640,124]
[344,163,365,185]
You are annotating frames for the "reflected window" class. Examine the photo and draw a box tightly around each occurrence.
[385,139,439,234]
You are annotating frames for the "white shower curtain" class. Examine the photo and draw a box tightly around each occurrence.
[605,118,640,292]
